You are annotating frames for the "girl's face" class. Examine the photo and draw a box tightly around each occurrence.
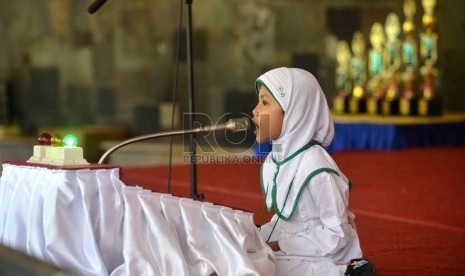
[252,86,284,143]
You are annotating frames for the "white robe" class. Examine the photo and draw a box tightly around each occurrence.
[259,148,362,276]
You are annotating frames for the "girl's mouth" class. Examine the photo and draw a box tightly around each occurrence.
[251,117,258,134]
[253,122,259,135]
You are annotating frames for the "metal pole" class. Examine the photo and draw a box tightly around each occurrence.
[185,0,203,199]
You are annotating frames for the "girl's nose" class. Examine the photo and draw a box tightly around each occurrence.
[252,103,259,117]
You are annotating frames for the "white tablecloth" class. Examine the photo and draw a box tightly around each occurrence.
[0,163,275,275]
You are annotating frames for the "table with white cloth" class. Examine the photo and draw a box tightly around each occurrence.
[0,162,274,276]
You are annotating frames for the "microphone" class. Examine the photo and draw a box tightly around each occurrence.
[98,117,250,164]
[87,0,108,14]
[203,117,250,133]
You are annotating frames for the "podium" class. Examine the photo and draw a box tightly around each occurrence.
[0,162,274,275]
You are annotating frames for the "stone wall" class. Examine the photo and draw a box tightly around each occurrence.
[0,0,463,136]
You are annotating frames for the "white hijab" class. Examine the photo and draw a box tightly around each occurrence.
[256,67,335,220]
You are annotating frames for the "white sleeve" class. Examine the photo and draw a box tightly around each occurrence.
[278,173,350,257]
[258,214,280,242]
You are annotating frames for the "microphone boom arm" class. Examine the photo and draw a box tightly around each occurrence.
[98,118,248,164]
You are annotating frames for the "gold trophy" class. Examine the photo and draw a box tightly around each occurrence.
[381,13,402,115]
[400,0,419,115]
[418,0,441,116]
[348,32,367,114]
[366,22,386,115]
[333,40,352,113]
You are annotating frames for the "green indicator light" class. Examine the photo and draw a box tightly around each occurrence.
[63,134,78,147]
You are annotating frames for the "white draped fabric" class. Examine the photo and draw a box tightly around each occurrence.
[0,163,275,275]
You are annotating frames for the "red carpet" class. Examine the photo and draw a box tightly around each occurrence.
[121,146,465,275]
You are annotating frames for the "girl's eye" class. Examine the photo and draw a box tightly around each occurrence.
[262,101,267,106]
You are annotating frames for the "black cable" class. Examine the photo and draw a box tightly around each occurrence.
[167,0,183,193]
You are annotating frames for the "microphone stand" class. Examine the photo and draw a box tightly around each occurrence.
[98,117,249,165]
[185,0,202,199]
[98,124,230,165]
[88,0,201,199]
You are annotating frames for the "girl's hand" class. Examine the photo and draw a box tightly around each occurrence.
[268,241,280,251]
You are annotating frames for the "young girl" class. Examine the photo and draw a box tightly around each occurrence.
[252,67,368,275]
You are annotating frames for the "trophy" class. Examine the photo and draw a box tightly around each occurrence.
[418,0,441,116]
[399,0,419,115]
[348,32,367,114]
[366,22,386,115]
[333,40,352,113]
[381,13,402,115]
